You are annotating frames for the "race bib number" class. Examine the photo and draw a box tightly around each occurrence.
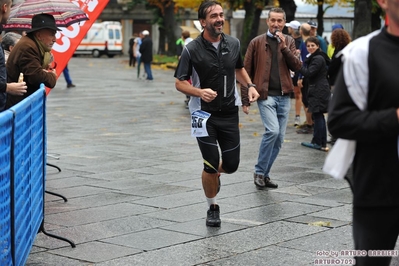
[191,110,210,137]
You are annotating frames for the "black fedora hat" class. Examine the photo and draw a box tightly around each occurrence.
[27,13,61,33]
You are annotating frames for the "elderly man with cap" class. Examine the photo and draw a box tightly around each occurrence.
[6,13,60,108]
[139,30,153,81]
[307,20,327,53]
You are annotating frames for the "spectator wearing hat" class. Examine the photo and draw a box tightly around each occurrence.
[139,30,153,81]
[327,23,344,58]
[286,20,303,126]
[0,0,27,112]
[285,20,302,49]
[307,20,327,53]
[6,13,60,108]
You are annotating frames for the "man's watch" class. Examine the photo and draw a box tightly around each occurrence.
[247,83,256,88]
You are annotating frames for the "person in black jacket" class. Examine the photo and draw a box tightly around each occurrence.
[299,36,330,151]
[174,0,259,227]
[327,0,399,264]
[326,29,351,146]
[128,34,137,67]
[327,29,351,89]
[139,30,153,81]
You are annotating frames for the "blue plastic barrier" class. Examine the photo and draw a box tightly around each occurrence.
[0,85,73,266]
[0,110,13,266]
[9,86,46,266]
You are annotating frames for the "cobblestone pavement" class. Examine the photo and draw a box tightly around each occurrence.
[25,56,398,266]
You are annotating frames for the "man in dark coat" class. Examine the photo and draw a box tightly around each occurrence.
[139,30,153,81]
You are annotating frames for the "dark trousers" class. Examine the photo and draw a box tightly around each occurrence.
[353,206,399,266]
[129,54,136,67]
[311,112,327,147]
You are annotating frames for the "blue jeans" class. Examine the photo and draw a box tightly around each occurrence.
[143,62,153,80]
[63,65,72,85]
[255,96,290,177]
[312,112,327,147]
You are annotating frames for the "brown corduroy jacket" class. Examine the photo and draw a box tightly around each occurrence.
[6,35,57,108]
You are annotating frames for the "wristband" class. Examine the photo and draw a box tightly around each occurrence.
[247,83,256,88]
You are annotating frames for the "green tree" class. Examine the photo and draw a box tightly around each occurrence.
[126,0,179,55]
[351,0,383,40]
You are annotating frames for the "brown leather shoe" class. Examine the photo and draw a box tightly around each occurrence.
[254,173,266,187]
[264,177,278,188]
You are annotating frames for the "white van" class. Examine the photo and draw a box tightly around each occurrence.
[75,21,123,58]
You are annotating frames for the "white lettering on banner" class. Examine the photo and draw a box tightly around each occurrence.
[45,0,108,94]
[52,0,100,54]
[86,0,100,12]
[54,24,83,53]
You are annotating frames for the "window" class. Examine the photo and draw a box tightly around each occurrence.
[115,29,121,40]
[108,29,114,39]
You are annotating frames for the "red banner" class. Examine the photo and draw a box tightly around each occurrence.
[50,0,110,94]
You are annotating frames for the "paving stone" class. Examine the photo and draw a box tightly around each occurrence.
[49,241,139,263]
[103,228,202,251]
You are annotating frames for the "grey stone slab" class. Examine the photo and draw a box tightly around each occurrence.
[285,214,351,228]
[190,220,328,254]
[34,216,175,247]
[271,185,333,197]
[222,201,327,226]
[78,169,149,181]
[132,189,205,208]
[152,160,207,174]
[142,202,242,223]
[208,245,314,266]
[272,170,331,184]
[279,225,354,252]
[48,241,140,263]
[217,190,303,209]
[46,167,95,179]
[26,252,91,266]
[46,191,144,210]
[103,228,202,251]
[90,177,160,190]
[95,241,236,266]
[161,219,248,237]
[304,178,350,190]
[319,188,354,204]
[45,202,157,226]
[289,194,347,208]
[45,185,109,199]
[134,170,201,184]
[45,175,104,189]
[120,183,198,197]
[310,204,352,222]
[218,178,303,195]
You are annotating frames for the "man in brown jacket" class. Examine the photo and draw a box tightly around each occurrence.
[242,7,301,189]
[6,13,59,108]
